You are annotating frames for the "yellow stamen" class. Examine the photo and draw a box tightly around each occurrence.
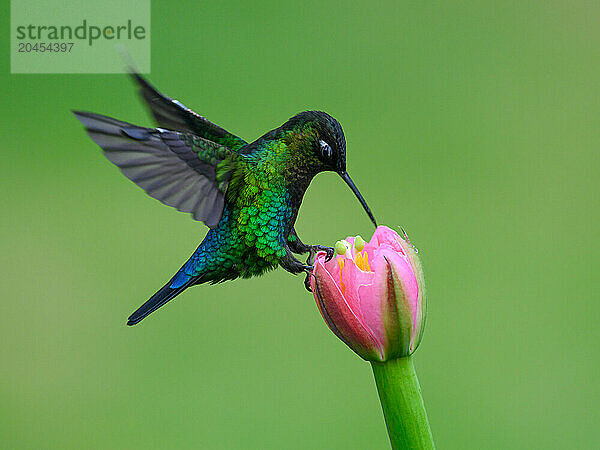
[352,249,372,272]
[364,251,371,272]
[355,252,365,271]
[337,257,346,295]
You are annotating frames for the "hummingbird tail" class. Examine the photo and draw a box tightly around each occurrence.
[126,276,196,326]
[126,230,237,325]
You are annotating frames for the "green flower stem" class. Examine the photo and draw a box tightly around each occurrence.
[371,356,435,449]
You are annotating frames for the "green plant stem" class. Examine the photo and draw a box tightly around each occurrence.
[371,356,434,449]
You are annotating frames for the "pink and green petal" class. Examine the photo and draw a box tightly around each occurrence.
[313,259,384,361]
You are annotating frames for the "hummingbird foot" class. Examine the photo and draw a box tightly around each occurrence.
[280,246,314,275]
[302,246,327,292]
[310,245,335,262]
[302,245,333,291]
[303,266,316,292]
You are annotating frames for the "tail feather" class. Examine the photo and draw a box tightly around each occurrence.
[126,276,195,326]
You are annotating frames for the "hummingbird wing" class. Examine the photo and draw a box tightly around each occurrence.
[130,71,248,152]
[74,111,238,228]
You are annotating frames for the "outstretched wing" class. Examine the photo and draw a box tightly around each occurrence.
[73,111,236,228]
[130,71,248,152]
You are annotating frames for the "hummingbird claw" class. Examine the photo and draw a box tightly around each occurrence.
[304,275,313,292]
[323,246,335,262]
[303,245,333,292]
[303,266,315,292]
[310,245,335,262]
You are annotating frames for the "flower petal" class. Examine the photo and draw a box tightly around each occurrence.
[370,226,405,254]
[378,248,421,356]
[312,258,384,361]
[396,238,426,352]
[339,260,386,348]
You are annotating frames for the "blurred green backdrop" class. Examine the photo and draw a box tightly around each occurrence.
[1,1,598,449]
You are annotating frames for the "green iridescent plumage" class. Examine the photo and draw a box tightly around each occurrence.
[74,72,376,325]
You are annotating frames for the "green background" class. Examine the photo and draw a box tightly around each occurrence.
[1,1,598,449]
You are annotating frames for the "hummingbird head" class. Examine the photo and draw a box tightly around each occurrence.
[282,111,377,227]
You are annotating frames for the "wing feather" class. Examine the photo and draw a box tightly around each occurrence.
[129,71,248,152]
[74,110,236,228]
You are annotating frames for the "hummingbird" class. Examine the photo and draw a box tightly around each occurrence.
[74,72,377,325]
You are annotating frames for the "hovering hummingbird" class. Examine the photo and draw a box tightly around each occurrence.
[74,73,377,325]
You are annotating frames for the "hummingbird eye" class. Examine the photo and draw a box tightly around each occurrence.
[319,140,333,159]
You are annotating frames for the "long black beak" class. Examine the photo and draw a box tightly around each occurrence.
[339,171,377,227]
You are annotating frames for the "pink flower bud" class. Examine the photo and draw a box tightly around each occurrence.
[311,226,426,362]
